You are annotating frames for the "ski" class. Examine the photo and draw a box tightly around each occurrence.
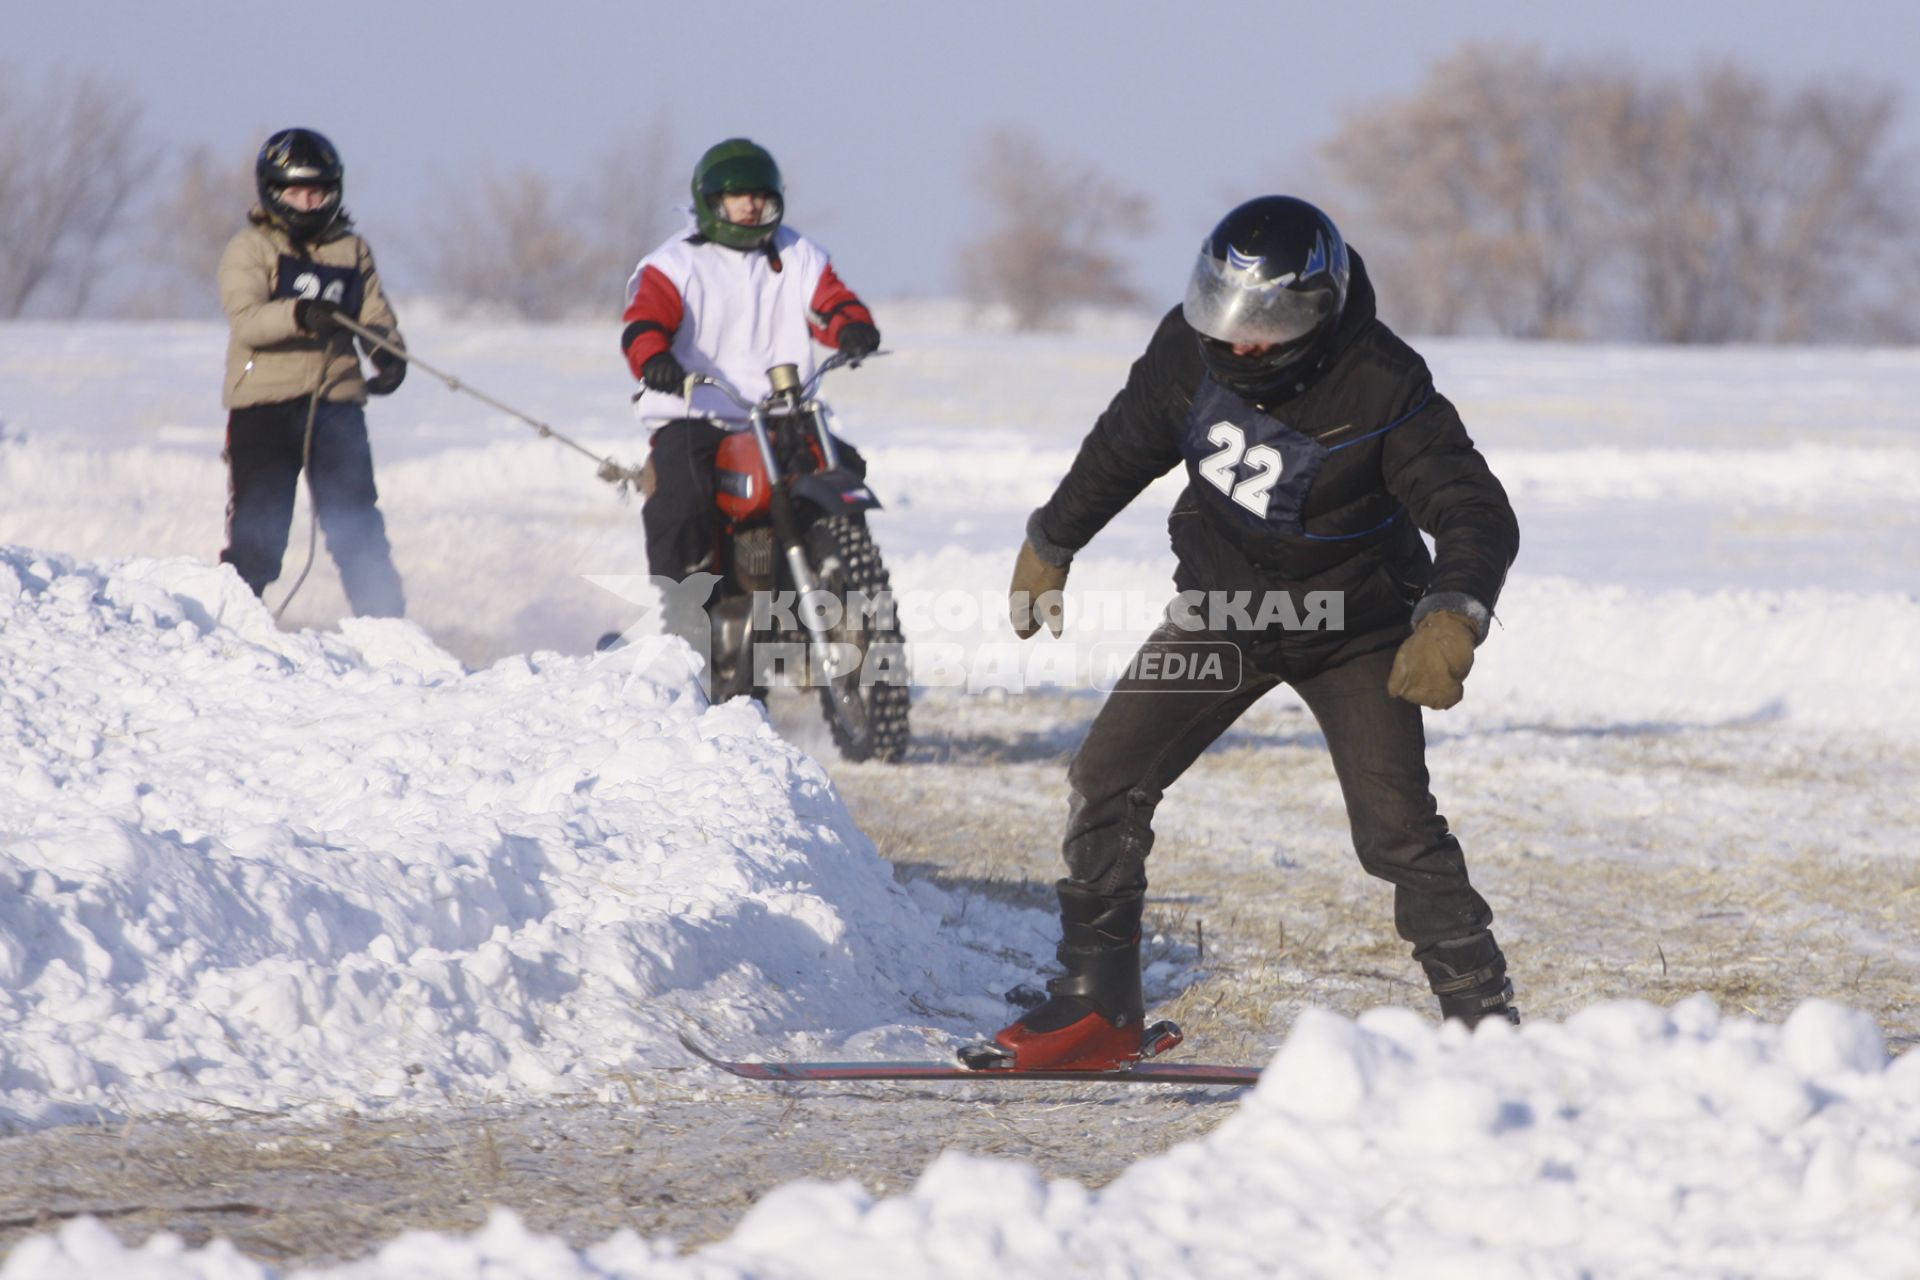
[677,1027,1261,1087]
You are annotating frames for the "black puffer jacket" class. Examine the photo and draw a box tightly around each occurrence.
[1034,250,1518,677]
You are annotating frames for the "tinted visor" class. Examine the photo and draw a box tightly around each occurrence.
[1182,251,1337,346]
[267,182,342,236]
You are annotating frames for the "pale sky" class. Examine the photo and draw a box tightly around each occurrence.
[13,0,1920,306]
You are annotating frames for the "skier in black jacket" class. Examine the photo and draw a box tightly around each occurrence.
[993,197,1521,1071]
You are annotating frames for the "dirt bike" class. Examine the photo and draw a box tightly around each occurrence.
[661,353,910,764]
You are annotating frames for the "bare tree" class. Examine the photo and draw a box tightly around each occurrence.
[163,146,255,284]
[1324,46,1627,339]
[1850,201,1920,344]
[585,115,680,308]
[1323,46,1916,343]
[957,127,1152,330]
[0,71,143,317]
[118,144,257,317]
[426,114,678,320]
[429,170,599,321]
[1614,68,1910,343]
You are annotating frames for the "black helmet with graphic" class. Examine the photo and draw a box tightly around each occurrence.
[691,138,784,250]
[1183,196,1350,399]
[256,128,345,241]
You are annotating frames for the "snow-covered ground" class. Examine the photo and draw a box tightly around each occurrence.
[9,1003,1920,1276]
[1,309,1917,1275]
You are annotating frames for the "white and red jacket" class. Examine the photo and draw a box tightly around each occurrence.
[621,221,873,426]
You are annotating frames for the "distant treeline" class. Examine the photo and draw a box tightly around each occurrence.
[1321,45,1916,344]
[2,46,1913,343]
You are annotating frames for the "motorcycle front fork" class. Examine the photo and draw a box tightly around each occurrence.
[746,407,843,680]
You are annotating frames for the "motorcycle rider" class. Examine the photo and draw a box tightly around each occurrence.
[217,127,407,617]
[620,138,880,647]
[994,196,1522,1070]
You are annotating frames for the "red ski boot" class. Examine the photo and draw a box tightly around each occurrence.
[991,887,1146,1071]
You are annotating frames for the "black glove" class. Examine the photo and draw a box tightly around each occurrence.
[837,321,880,361]
[295,297,344,338]
[641,350,688,395]
[365,349,406,396]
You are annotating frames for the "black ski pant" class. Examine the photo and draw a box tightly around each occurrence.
[642,417,867,581]
[219,399,405,617]
[1062,620,1498,987]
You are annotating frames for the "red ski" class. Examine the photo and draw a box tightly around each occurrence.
[678,1024,1261,1087]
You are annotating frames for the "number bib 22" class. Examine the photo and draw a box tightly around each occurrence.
[1179,378,1332,538]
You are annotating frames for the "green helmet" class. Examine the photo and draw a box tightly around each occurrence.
[692,138,784,250]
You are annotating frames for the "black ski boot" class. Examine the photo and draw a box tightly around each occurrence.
[992,885,1146,1070]
[1424,933,1521,1028]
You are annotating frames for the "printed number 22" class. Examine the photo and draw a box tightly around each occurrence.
[1197,422,1283,517]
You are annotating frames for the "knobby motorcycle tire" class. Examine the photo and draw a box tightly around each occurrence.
[807,514,910,764]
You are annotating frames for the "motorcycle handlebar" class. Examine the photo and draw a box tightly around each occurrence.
[679,348,880,413]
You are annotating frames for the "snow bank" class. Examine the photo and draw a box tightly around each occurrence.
[1490,442,1920,505]
[1452,575,1920,737]
[7,997,1918,1278]
[0,546,1033,1124]
[873,540,1920,738]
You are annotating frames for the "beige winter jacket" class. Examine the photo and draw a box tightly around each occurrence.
[217,212,403,409]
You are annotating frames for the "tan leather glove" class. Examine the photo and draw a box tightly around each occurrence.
[1387,610,1479,709]
[1008,539,1070,638]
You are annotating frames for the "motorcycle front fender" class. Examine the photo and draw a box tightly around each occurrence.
[789,468,883,519]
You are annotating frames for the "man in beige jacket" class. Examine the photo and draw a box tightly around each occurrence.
[217,127,406,617]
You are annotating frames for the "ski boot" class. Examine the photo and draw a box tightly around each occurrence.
[987,886,1148,1070]
[1425,932,1521,1028]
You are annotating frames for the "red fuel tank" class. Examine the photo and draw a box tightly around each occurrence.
[714,431,770,522]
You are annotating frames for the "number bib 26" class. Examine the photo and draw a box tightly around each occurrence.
[273,256,364,316]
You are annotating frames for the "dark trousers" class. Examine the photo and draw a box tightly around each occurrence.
[1063,621,1496,981]
[642,417,867,581]
[219,400,405,617]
